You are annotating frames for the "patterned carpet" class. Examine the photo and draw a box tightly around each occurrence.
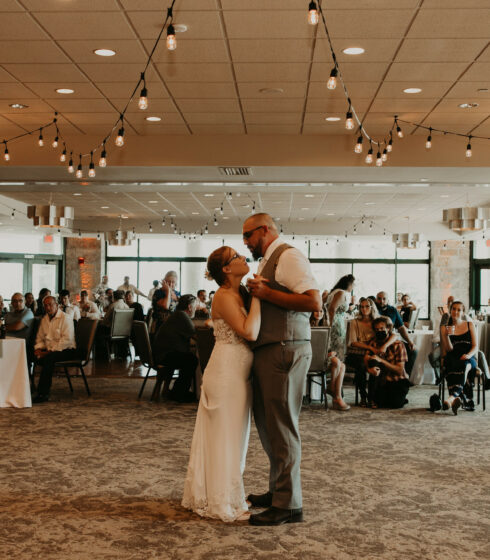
[1,377,489,560]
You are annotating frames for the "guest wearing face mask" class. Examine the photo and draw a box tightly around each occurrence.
[364,316,410,409]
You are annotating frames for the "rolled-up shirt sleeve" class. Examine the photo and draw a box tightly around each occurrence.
[275,248,319,294]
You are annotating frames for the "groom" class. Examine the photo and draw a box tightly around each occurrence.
[243,213,321,526]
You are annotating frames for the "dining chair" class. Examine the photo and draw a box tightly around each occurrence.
[306,327,331,409]
[107,308,135,361]
[132,320,158,399]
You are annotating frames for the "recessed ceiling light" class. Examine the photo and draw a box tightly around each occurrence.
[325,116,341,122]
[342,47,365,55]
[477,88,489,93]
[121,215,129,219]
[173,23,188,33]
[101,206,109,209]
[420,178,429,182]
[305,194,315,198]
[440,195,450,198]
[73,193,82,196]
[365,202,376,205]
[326,213,335,216]
[9,103,28,109]
[259,87,284,95]
[163,209,169,212]
[94,48,116,57]
[204,193,214,197]
[403,87,422,94]
[223,216,229,220]
[301,207,310,210]
[56,88,74,94]
[146,116,161,122]
[148,200,158,204]
[458,102,479,109]
[191,212,200,215]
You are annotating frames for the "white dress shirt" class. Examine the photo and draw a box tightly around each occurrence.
[80,300,100,320]
[35,309,76,352]
[118,283,146,298]
[103,298,129,327]
[61,304,81,322]
[257,237,318,294]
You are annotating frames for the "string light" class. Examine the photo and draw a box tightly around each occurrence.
[213,215,218,226]
[52,135,58,148]
[365,142,373,164]
[3,142,9,162]
[354,135,363,154]
[99,142,107,167]
[396,118,403,138]
[97,231,100,240]
[76,154,83,179]
[387,135,393,153]
[166,23,176,51]
[115,117,125,147]
[426,128,432,149]
[11,209,15,220]
[220,203,224,215]
[327,67,337,90]
[376,150,383,167]
[88,151,96,178]
[382,146,388,162]
[308,1,319,25]
[149,222,153,232]
[162,216,166,227]
[345,108,354,130]
[60,145,66,162]
[204,224,209,234]
[68,152,74,174]
[466,136,472,158]
[138,72,148,110]
[38,129,44,147]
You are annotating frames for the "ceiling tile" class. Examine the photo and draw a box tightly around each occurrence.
[79,63,157,82]
[311,62,387,82]
[396,39,489,63]
[33,12,135,40]
[3,64,88,83]
[460,63,490,82]
[0,0,25,10]
[177,99,241,112]
[302,124,347,135]
[190,124,245,134]
[25,82,101,98]
[237,82,307,98]
[0,40,70,64]
[244,113,302,125]
[306,98,370,113]
[121,0,218,8]
[327,9,414,39]
[58,40,147,64]
[143,40,229,64]
[314,38,400,63]
[242,98,304,112]
[308,81,379,99]
[61,112,120,125]
[125,112,185,125]
[127,11,223,40]
[234,63,309,82]
[166,82,237,99]
[247,124,301,134]
[384,62,467,82]
[0,13,48,40]
[44,98,115,113]
[423,0,490,6]
[376,82,452,99]
[129,123,190,135]
[97,81,169,99]
[22,0,119,10]
[183,113,243,124]
[409,9,490,38]
[1,98,54,112]
[155,63,233,82]
[229,39,313,63]
[223,11,314,39]
[370,98,438,113]
[432,99,490,113]
[0,83,41,99]
[445,82,490,99]
[119,98,178,114]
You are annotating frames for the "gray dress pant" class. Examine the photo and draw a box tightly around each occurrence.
[253,341,312,510]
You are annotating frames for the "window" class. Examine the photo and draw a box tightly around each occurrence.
[310,238,395,259]
[106,261,138,291]
[396,263,429,318]
[353,263,396,303]
[106,243,138,258]
[0,262,24,301]
[310,263,352,293]
[473,239,490,259]
[396,245,430,260]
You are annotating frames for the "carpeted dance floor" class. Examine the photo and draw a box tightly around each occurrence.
[1,378,489,560]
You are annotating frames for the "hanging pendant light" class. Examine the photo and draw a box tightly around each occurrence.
[443,206,489,233]
[27,205,74,231]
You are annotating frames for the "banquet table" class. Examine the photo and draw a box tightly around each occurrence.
[409,329,435,385]
[0,338,32,408]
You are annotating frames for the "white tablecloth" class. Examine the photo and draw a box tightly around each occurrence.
[0,338,32,408]
[409,329,435,385]
[476,320,490,360]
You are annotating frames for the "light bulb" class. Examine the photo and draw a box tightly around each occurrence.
[466,143,472,158]
[38,131,44,147]
[387,139,393,152]
[396,124,403,138]
[11,210,15,220]
[149,223,153,233]
[52,136,58,148]
[213,216,218,226]
[354,136,363,154]
[376,151,383,166]
[327,67,337,90]
[60,149,66,162]
[425,134,432,149]
[88,162,96,178]
[76,162,83,178]
[4,146,9,161]
[162,217,166,227]
[345,111,354,130]
[138,86,148,110]
[205,225,208,234]
[365,148,373,164]
[166,24,176,51]
[308,1,319,25]
[99,150,107,167]
[115,127,125,147]
[68,157,74,173]
[382,148,388,162]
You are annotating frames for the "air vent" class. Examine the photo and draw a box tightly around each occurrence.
[218,166,253,176]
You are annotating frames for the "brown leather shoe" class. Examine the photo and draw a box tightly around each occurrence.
[249,506,303,526]
[246,492,272,508]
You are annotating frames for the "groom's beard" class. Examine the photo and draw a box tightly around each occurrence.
[251,246,262,260]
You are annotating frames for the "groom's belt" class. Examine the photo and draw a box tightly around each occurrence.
[257,339,310,348]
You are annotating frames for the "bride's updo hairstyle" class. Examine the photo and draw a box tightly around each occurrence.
[206,246,232,286]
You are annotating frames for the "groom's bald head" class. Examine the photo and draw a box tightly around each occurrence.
[242,213,279,260]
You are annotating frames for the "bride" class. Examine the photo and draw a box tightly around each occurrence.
[182,246,261,522]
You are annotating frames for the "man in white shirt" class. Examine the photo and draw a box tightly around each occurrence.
[33,296,77,403]
[59,289,81,322]
[102,289,129,327]
[94,275,110,304]
[243,213,321,526]
[117,276,147,299]
[79,290,100,319]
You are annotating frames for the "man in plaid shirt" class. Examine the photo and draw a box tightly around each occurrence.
[364,316,410,408]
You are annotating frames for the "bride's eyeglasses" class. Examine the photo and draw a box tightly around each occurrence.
[224,252,242,266]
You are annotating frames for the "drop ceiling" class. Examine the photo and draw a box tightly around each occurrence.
[0,0,489,236]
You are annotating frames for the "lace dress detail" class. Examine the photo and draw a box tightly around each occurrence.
[182,318,253,522]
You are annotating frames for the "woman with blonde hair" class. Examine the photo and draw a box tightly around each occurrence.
[182,246,261,522]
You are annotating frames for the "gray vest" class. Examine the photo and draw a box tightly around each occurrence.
[253,243,311,348]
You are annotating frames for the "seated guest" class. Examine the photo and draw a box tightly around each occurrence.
[151,270,180,331]
[207,290,215,310]
[400,294,416,327]
[24,292,37,315]
[152,294,198,403]
[59,289,81,322]
[125,290,144,322]
[364,316,410,409]
[346,297,395,406]
[440,301,478,414]
[195,289,210,319]
[0,294,7,316]
[35,288,51,316]
[79,290,100,319]
[32,296,77,403]
[102,289,128,327]
[103,288,114,312]
[440,295,470,327]
[375,291,417,375]
[5,292,34,340]
[118,275,147,299]
[94,275,110,305]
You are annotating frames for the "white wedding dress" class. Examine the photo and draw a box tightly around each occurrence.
[182,317,253,522]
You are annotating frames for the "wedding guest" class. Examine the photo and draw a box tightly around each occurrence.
[148,280,159,302]
[33,296,77,403]
[102,290,128,327]
[152,294,198,403]
[94,275,110,304]
[24,292,37,315]
[440,295,471,327]
[117,275,147,299]
[79,290,100,319]
[440,301,478,414]
[103,288,114,311]
[325,274,355,362]
[35,288,51,316]
[364,316,410,409]
[125,290,144,322]
[152,270,180,329]
[59,289,81,322]
[400,294,416,327]
[0,294,7,316]
[195,289,210,319]
[4,292,34,340]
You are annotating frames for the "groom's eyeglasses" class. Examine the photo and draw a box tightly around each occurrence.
[242,225,264,240]
[224,253,242,266]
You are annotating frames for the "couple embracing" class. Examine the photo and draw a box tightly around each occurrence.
[182,213,321,525]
